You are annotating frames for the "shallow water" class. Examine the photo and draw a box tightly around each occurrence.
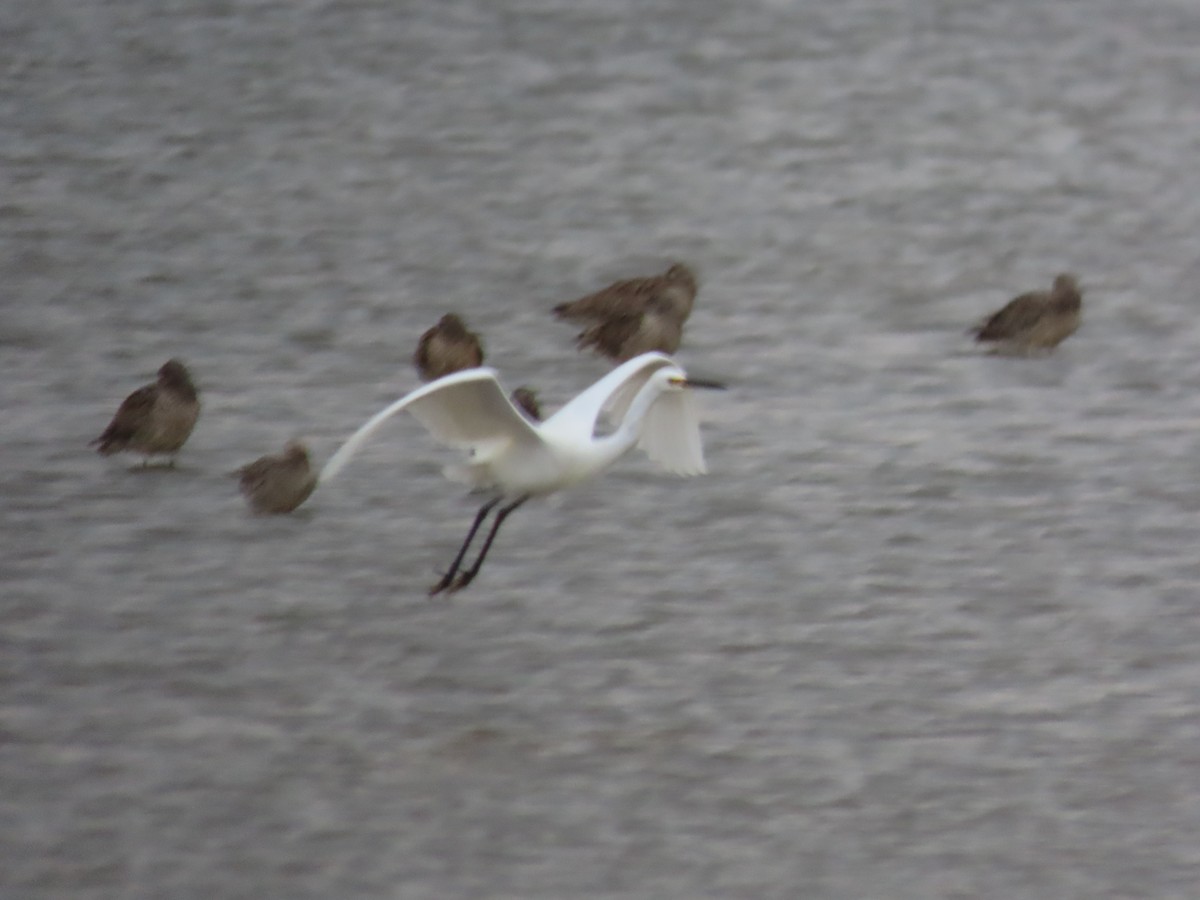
[5,0,1200,897]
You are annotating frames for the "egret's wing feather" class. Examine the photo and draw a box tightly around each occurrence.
[637,389,707,476]
[319,368,538,483]
[543,352,676,438]
[406,376,539,448]
[319,395,418,482]
[599,363,659,430]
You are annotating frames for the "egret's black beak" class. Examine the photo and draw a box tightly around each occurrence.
[682,378,726,390]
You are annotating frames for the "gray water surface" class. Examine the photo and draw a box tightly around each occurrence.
[5,1,1200,897]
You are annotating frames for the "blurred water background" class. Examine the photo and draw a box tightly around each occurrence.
[5,0,1200,896]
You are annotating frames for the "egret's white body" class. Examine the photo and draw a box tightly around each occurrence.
[320,352,721,592]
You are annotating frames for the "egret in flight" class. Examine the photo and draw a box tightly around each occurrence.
[970,273,1082,353]
[552,263,698,362]
[91,358,200,465]
[319,352,724,594]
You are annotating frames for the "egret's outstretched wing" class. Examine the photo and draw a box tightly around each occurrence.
[638,388,707,476]
[598,358,669,431]
[319,368,540,483]
[542,352,675,441]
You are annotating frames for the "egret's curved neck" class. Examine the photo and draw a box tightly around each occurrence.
[590,378,665,467]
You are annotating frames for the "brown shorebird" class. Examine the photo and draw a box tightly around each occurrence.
[235,440,318,514]
[510,386,542,421]
[413,312,540,417]
[413,313,484,382]
[91,359,200,464]
[552,263,698,362]
[971,274,1082,352]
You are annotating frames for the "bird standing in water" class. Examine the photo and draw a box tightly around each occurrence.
[235,440,318,514]
[91,359,200,464]
[553,263,698,362]
[319,352,724,594]
[971,273,1082,353]
[509,386,542,421]
[413,312,541,420]
[413,313,484,382]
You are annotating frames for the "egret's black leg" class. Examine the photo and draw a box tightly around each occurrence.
[449,496,529,592]
[429,497,501,596]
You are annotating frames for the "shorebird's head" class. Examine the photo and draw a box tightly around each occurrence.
[1052,273,1078,292]
[158,359,195,391]
[664,263,698,294]
[437,313,471,336]
[283,440,311,465]
[1050,273,1082,311]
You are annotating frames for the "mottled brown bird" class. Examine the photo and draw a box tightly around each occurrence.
[510,386,542,421]
[91,359,200,463]
[553,263,698,362]
[413,313,484,382]
[971,274,1082,352]
[414,313,539,417]
[235,440,318,514]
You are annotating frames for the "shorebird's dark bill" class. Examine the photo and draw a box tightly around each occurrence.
[683,378,726,390]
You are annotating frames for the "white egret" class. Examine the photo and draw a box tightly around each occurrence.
[319,351,724,594]
[91,359,200,464]
[970,273,1082,352]
[552,263,698,362]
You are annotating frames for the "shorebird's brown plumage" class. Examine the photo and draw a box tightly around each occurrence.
[413,313,484,382]
[553,263,698,362]
[510,386,542,421]
[235,440,318,514]
[91,359,200,461]
[414,313,539,417]
[972,274,1082,351]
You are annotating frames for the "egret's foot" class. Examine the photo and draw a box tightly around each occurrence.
[448,570,479,593]
[428,570,458,596]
